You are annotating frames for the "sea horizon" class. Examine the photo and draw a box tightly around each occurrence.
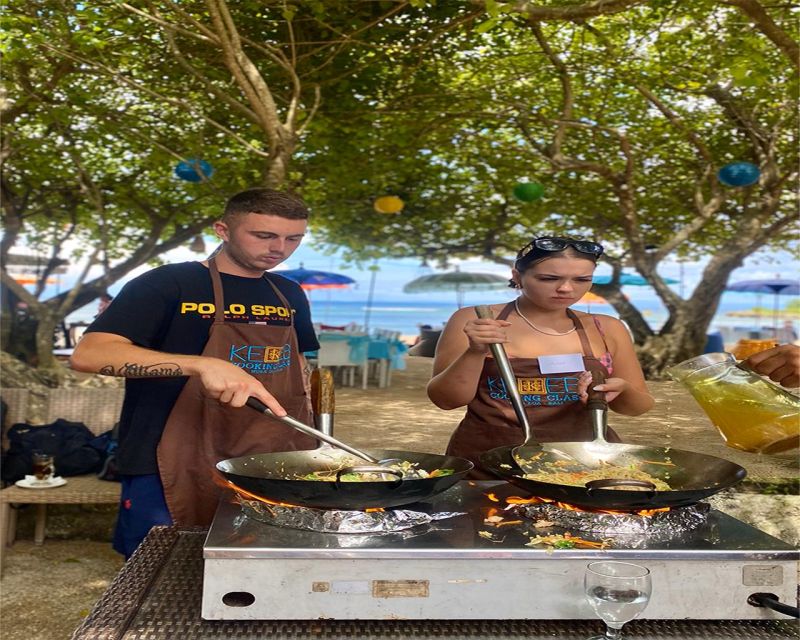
[67,294,795,338]
[312,297,797,335]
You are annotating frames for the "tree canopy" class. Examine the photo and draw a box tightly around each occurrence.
[1,0,797,376]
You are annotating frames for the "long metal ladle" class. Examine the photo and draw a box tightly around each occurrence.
[474,304,541,474]
[475,305,656,489]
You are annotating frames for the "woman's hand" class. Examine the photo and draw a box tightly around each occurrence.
[462,318,512,354]
[577,372,629,404]
[592,377,630,404]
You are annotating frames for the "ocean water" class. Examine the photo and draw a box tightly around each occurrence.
[65,289,796,339]
[307,296,797,337]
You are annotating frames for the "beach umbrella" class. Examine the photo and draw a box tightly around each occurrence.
[403,269,509,308]
[273,266,356,291]
[579,291,607,312]
[725,279,799,331]
[592,272,679,286]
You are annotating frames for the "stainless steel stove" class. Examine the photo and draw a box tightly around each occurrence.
[202,481,798,621]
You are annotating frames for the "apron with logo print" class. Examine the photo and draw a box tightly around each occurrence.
[157,258,315,525]
[446,303,619,479]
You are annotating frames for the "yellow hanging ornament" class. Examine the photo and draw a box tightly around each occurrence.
[373,195,405,214]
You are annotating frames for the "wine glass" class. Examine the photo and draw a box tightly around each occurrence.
[584,561,651,639]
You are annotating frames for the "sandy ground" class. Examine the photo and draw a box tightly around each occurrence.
[0,356,797,640]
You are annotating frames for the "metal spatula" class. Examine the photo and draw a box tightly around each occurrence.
[475,305,540,474]
[246,396,378,463]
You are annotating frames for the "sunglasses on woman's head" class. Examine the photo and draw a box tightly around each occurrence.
[517,237,604,259]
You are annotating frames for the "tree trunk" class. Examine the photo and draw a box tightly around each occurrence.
[34,311,69,386]
[636,316,708,379]
[1,308,39,366]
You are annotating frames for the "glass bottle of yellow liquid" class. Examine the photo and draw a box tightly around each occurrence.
[666,352,800,454]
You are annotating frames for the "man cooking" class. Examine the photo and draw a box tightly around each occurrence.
[70,188,320,557]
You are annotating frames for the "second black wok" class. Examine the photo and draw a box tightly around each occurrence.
[480,443,746,511]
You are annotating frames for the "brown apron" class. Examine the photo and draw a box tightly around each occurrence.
[157,258,315,525]
[446,304,619,479]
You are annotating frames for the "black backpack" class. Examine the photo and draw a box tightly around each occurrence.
[1,419,105,483]
[93,422,120,482]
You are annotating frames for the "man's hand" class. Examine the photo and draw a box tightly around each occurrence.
[743,344,800,389]
[71,333,288,415]
[196,358,287,416]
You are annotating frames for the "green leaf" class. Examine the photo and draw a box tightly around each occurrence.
[474,17,499,33]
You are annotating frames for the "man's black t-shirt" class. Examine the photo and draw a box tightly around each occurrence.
[87,262,320,475]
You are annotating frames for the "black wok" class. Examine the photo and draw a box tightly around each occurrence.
[218,370,473,510]
[217,448,473,510]
[474,305,747,511]
[480,443,746,510]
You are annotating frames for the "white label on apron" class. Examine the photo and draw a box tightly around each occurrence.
[538,353,585,374]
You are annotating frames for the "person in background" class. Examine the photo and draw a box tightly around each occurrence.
[427,236,654,477]
[778,319,798,343]
[95,292,114,317]
[413,324,433,346]
[70,188,319,556]
[743,344,800,388]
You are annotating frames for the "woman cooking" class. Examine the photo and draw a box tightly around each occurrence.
[427,236,654,478]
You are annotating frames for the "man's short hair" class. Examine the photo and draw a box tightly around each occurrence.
[223,188,309,222]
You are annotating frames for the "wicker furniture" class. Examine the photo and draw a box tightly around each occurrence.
[70,526,798,640]
[1,388,30,450]
[0,387,124,573]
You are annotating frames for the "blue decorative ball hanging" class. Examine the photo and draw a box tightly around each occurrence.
[174,158,214,183]
[717,162,760,187]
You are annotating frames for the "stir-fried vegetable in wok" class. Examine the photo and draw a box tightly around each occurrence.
[299,459,455,482]
[520,460,672,491]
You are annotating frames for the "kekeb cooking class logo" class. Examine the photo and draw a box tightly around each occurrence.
[487,376,581,406]
[229,343,291,373]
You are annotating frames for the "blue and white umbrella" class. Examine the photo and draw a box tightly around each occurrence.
[726,279,799,330]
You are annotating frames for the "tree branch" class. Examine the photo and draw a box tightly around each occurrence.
[527,22,573,161]
[37,43,273,158]
[724,0,799,72]
[506,0,647,21]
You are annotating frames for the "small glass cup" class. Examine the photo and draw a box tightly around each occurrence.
[585,561,651,639]
[32,453,55,483]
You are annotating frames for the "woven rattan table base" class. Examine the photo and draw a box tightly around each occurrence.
[71,527,798,640]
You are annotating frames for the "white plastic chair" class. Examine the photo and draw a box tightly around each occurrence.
[316,339,367,389]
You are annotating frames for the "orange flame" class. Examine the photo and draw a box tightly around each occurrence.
[492,492,669,517]
[219,474,384,512]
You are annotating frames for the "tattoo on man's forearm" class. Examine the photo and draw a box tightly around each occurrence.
[99,362,184,377]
